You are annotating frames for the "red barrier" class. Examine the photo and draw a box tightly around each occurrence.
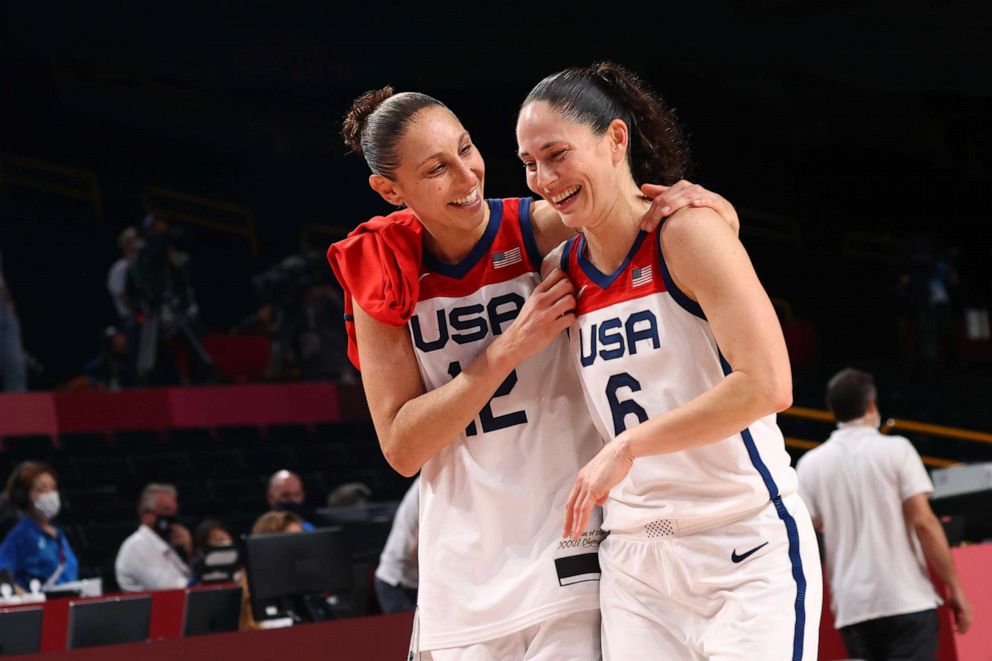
[5,611,414,660]
[818,544,991,660]
[0,393,57,437]
[0,383,368,439]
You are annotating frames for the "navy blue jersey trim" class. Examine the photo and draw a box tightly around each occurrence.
[655,227,706,320]
[518,197,543,273]
[343,313,355,322]
[422,198,503,279]
[718,352,806,661]
[577,230,648,289]
[560,235,580,274]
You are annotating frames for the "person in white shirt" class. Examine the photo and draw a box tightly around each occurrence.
[107,227,140,324]
[374,477,419,613]
[797,368,972,660]
[115,483,192,592]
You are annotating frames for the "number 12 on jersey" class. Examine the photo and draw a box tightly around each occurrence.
[447,361,528,436]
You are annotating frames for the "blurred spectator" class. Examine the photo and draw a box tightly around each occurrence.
[128,213,215,386]
[266,469,315,531]
[374,477,418,614]
[0,248,27,392]
[115,483,192,591]
[189,518,238,586]
[326,482,372,507]
[239,510,303,631]
[0,462,78,590]
[797,368,972,659]
[83,326,135,391]
[107,227,141,325]
[897,235,960,376]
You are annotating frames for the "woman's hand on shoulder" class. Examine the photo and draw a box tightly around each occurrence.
[639,180,740,235]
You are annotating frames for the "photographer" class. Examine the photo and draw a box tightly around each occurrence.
[128,214,215,385]
[243,249,353,383]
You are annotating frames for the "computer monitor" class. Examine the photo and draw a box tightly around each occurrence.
[192,545,241,585]
[66,596,151,649]
[316,501,400,526]
[0,608,43,655]
[244,527,352,623]
[182,586,243,637]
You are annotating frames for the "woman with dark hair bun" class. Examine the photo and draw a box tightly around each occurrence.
[329,84,739,659]
[517,62,822,660]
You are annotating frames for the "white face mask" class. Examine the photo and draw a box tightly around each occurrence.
[33,491,61,521]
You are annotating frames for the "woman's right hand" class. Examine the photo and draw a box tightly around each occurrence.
[497,268,576,364]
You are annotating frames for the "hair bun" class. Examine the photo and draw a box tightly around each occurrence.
[341,86,395,154]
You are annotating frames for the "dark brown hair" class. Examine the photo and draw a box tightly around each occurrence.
[6,461,57,511]
[521,62,690,186]
[341,86,447,180]
[825,368,877,422]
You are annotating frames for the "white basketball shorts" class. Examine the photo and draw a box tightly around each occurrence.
[599,493,822,660]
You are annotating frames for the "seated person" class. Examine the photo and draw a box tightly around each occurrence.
[115,483,192,591]
[0,462,78,591]
[189,518,238,586]
[374,477,418,613]
[239,510,303,631]
[326,482,371,508]
[266,470,316,531]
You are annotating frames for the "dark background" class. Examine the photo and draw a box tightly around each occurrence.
[1,0,989,423]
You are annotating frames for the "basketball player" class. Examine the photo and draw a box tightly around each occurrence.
[517,63,822,660]
[329,87,741,659]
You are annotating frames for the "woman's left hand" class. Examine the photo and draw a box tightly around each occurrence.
[639,180,740,235]
[563,437,636,540]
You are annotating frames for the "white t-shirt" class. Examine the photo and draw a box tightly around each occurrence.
[107,258,131,321]
[796,423,940,627]
[375,477,419,589]
[114,524,191,592]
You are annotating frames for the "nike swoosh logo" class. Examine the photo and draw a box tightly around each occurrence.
[577,285,588,299]
[731,541,769,563]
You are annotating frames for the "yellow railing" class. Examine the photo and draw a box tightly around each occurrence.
[779,406,989,469]
[142,186,259,255]
[0,153,103,217]
[881,419,992,447]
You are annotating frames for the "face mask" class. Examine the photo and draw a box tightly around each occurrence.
[153,515,176,539]
[33,491,60,520]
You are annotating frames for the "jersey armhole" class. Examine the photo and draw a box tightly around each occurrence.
[517,197,543,273]
[560,235,579,274]
[655,226,706,320]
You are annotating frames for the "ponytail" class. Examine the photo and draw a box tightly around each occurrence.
[521,62,689,185]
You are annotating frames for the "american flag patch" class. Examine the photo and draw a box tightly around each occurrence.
[492,247,522,269]
[632,264,653,287]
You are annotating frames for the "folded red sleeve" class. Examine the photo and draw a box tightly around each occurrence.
[326,208,424,370]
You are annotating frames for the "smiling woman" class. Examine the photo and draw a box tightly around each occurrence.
[328,83,741,660]
[516,62,822,661]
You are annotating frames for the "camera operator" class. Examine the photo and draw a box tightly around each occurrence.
[127,213,215,386]
[243,249,353,383]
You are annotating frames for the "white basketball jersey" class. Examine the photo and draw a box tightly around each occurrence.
[412,198,603,650]
[560,228,798,532]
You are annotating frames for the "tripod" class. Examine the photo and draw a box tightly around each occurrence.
[136,303,216,385]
